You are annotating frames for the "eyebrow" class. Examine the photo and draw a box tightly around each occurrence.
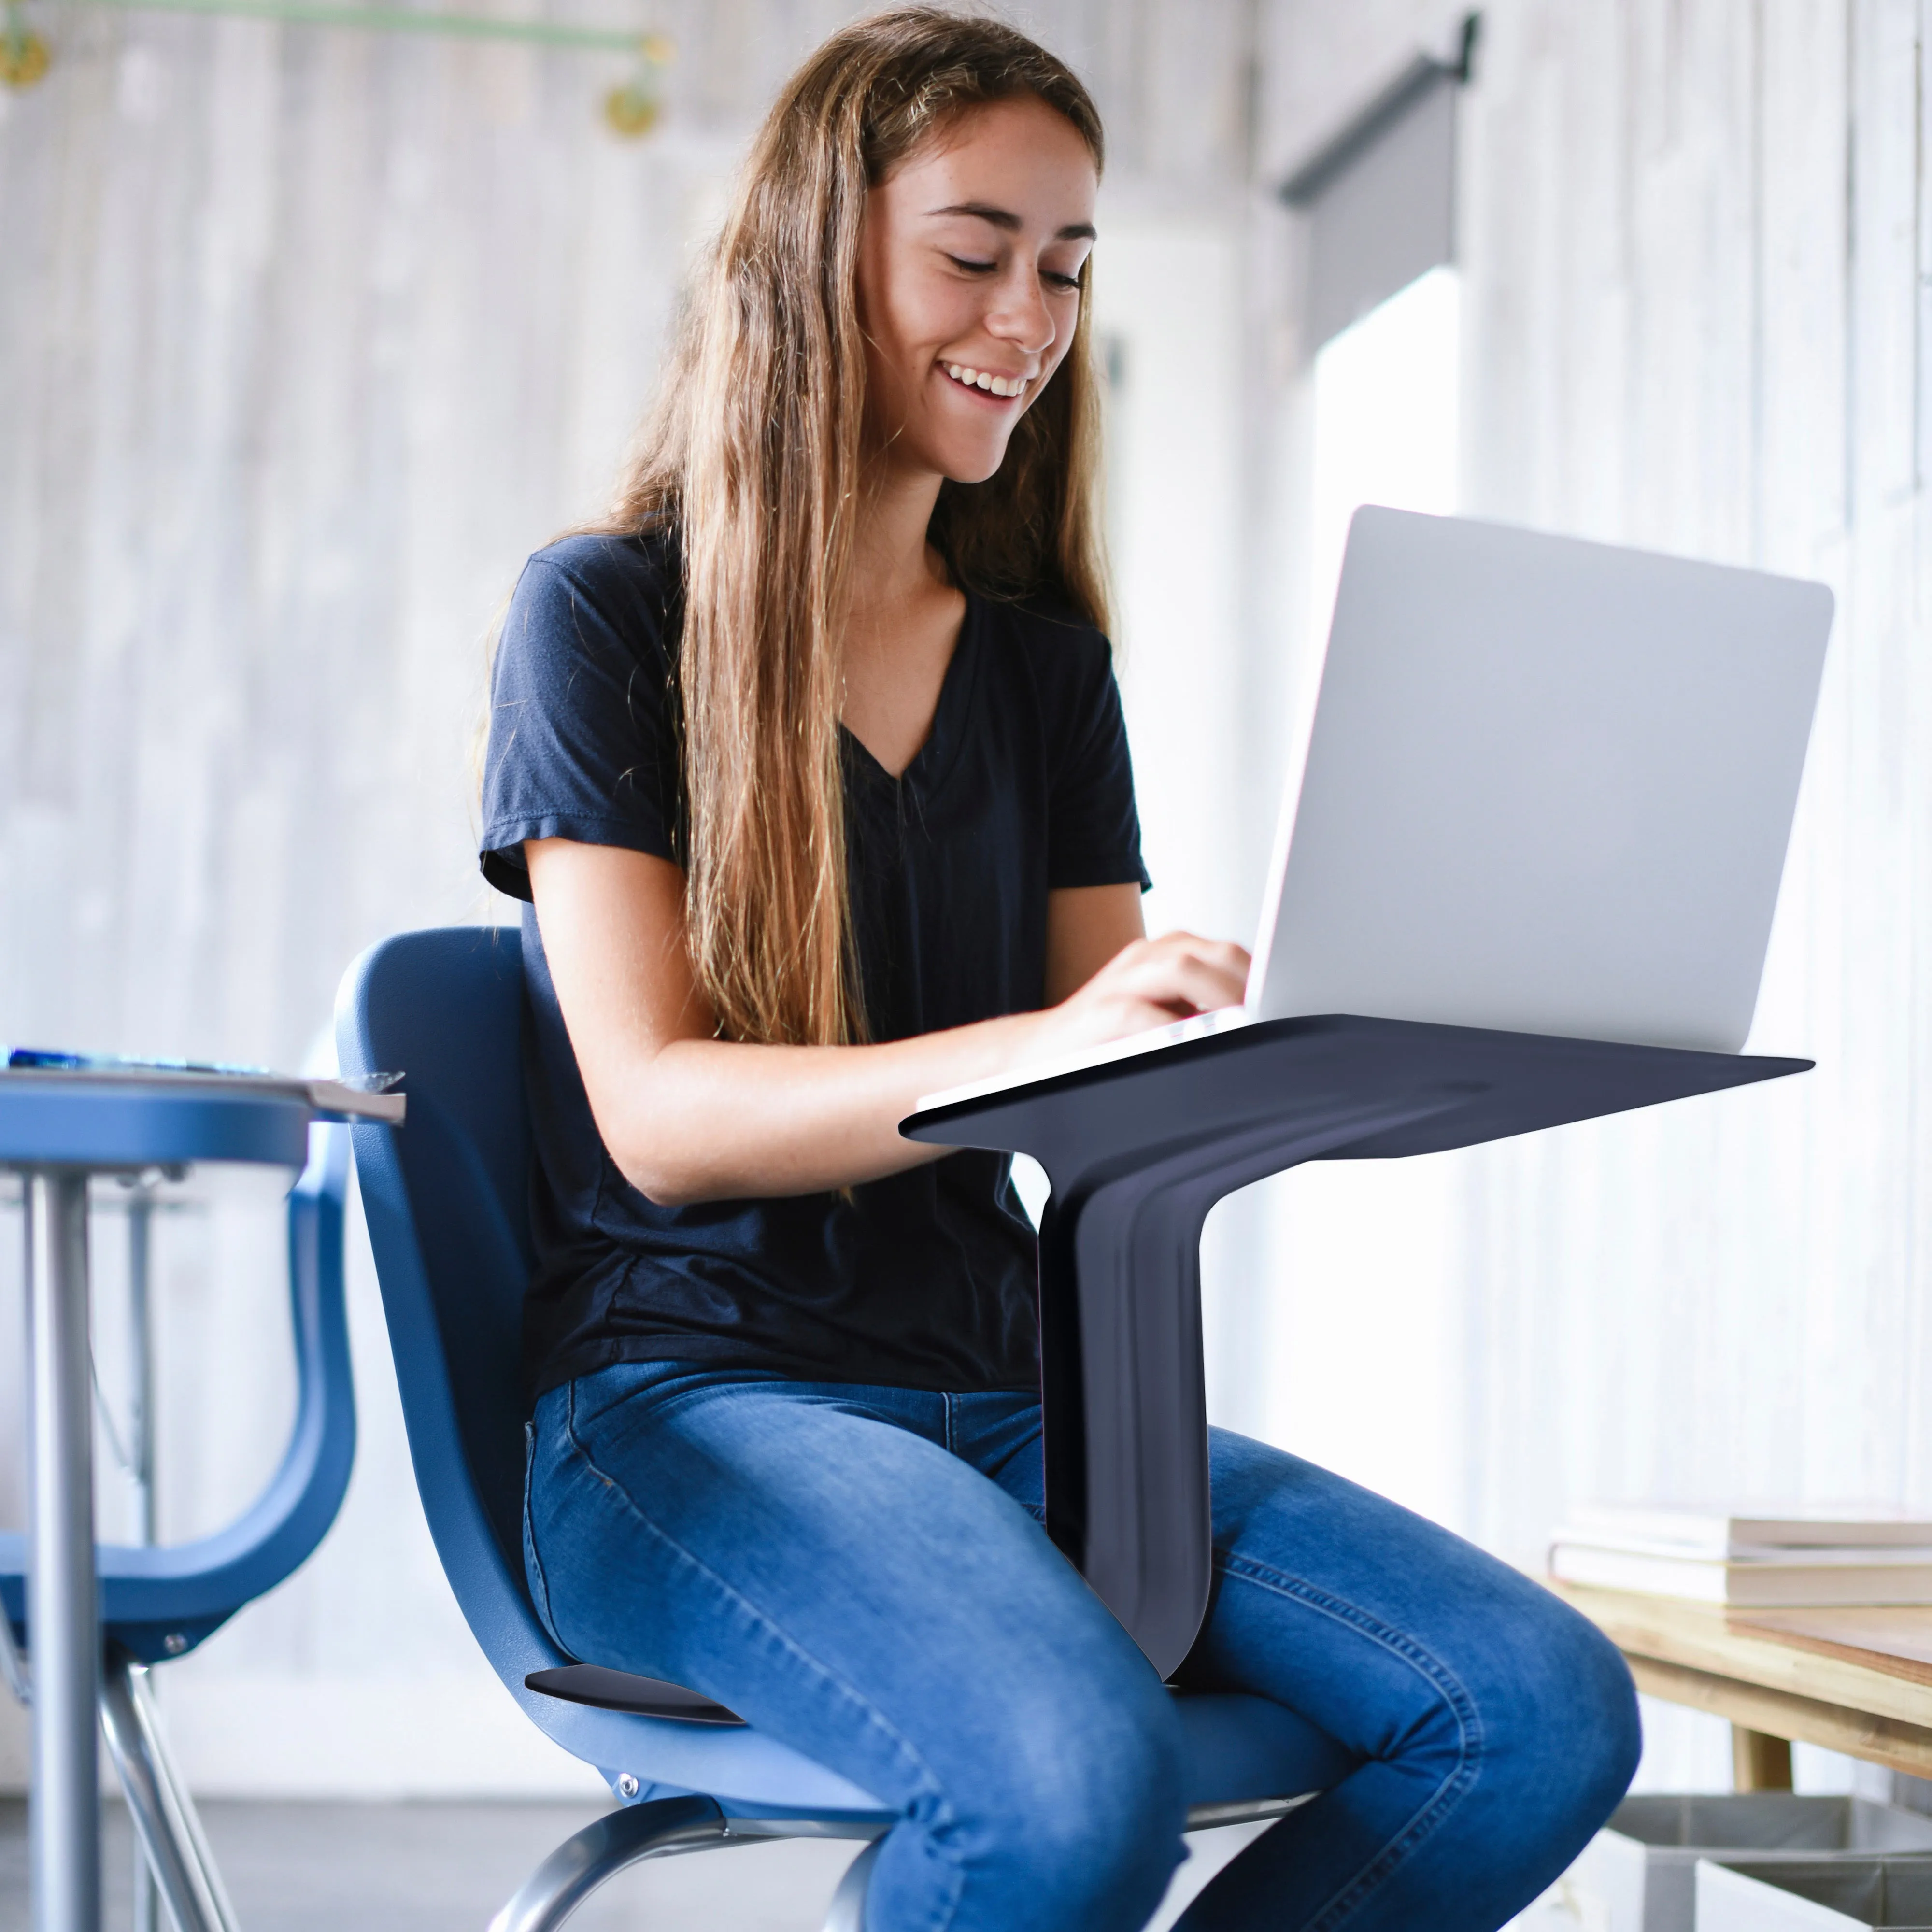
[926,201,1097,242]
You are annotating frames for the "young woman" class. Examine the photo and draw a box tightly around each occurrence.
[481,12,1640,1929]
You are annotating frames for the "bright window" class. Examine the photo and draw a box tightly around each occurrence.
[1308,262,1462,640]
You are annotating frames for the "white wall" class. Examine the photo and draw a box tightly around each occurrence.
[1095,214,1249,947]
[1087,208,1290,1438]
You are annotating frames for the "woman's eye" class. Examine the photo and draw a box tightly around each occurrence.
[947,256,998,274]
[1043,271,1082,292]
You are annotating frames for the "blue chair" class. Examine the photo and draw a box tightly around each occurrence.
[0,1119,356,1932]
[336,924,1341,1932]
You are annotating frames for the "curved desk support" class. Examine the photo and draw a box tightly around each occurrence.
[904,1014,1811,1679]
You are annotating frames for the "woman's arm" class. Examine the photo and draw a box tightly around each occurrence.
[526,838,1248,1205]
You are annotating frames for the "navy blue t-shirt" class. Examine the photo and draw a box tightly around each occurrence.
[480,530,1148,1396]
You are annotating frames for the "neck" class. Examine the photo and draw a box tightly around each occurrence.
[849,459,947,621]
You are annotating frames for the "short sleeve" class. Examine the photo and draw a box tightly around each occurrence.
[1045,634,1152,893]
[479,535,685,901]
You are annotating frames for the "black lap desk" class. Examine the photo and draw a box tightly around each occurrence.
[901,1015,1809,1680]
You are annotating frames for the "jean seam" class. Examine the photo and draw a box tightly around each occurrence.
[557,1395,969,1932]
[523,1419,561,1647]
[1210,1548,1485,1931]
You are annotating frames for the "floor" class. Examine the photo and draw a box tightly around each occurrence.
[0,1801,1278,1931]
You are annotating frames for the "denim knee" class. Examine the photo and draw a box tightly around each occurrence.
[1567,1616,1644,1813]
[1492,1589,1642,1838]
[926,1675,1188,1927]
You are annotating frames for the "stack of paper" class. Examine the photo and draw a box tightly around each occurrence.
[1549,1503,1932,1606]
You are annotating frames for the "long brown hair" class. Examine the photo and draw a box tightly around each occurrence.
[610,7,1108,1047]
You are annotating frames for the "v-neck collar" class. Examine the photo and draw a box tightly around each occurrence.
[840,592,981,795]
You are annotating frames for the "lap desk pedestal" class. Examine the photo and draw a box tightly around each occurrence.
[903,1014,1808,1679]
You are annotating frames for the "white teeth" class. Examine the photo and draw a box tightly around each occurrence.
[945,363,1025,398]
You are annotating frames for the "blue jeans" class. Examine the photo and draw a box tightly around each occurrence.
[525,1364,1638,1931]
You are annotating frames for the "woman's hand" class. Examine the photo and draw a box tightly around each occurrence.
[1026,929,1251,1063]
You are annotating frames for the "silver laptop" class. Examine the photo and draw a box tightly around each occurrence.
[922,506,1833,1110]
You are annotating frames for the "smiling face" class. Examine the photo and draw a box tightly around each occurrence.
[855,93,1099,487]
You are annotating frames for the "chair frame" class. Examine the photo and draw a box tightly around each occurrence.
[484,1795,1307,1932]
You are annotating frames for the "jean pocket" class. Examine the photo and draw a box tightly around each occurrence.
[522,1419,564,1650]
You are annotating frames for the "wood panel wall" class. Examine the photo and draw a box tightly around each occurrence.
[0,0,1258,1794]
[1449,0,1932,1565]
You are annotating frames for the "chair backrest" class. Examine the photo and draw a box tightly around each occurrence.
[0,1121,357,1665]
[335,924,554,1666]
[336,923,912,1814]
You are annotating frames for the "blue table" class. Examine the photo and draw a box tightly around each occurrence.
[0,1074,314,1932]
[904,1016,1811,1678]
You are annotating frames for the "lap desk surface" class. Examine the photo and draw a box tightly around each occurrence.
[902,1013,1808,1677]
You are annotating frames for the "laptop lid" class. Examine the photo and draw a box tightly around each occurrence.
[1245,508,1833,1053]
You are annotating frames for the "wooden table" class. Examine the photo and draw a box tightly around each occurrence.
[1550,1580,1932,1792]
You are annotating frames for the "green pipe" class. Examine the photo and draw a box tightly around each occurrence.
[44,0,669,56]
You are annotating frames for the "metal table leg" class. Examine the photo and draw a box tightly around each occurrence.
[25,1171,101,1932]
[125,1185,158,1932]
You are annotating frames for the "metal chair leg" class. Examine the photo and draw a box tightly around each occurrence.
[98,1649,242,1932]
[821,1836,882,1932]
[485,1795,758,1932]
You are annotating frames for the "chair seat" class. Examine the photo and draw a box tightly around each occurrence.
[525,1660,1354,1815]
[702,1687,1346,1821]
[1170,1689,1354,1811]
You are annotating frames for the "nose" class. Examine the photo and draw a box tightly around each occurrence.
[986,266,1056,361]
